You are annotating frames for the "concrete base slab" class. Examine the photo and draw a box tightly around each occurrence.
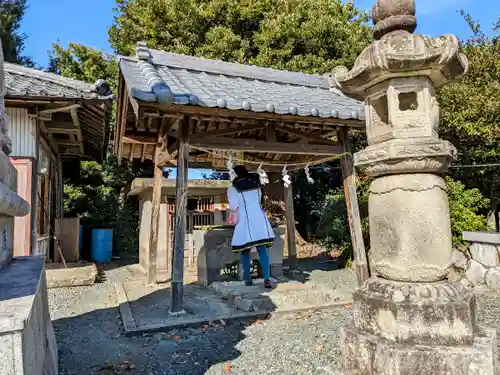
[45,262,97,288]
[120,281,238,330]
[116,276,353,334]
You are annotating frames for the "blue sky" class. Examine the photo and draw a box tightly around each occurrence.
[21,0,499,69]
[20,0,499,178]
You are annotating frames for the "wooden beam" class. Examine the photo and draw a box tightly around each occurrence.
[39,104,81,115]
[276,124,337,145]
[38,120,58,155]
[284,183,297,269]
[156,139,179,167]
[190,123,265,139]
[189,137,343,155]
[337,127,369,286]
[144,102,366,128]
[117,87,129,164]
[266,122,276,142]
[170,118,189,313]
[70,108,85,154]
[47,124,78,133]
[123,135,157,145]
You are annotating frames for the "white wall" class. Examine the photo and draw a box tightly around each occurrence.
[6,107,37,158]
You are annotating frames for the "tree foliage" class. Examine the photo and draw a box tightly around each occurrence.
[445,177,489,243]
[48,42,118,92]
[47,43,142,253]
[109,0,371,73]
[0,0,33,66]
[439,13,500,207]
[63,157,153,253]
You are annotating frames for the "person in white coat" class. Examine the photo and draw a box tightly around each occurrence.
[227,165,275,288]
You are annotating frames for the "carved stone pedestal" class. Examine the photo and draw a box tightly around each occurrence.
[342,325,496,375]
[341,277,497,375]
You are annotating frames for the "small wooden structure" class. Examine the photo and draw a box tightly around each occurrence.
[128,178,231,281]
[114,42,368,312]
[4,63,113,258]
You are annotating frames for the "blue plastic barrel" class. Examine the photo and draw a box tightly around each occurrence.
[91,229,113,264]
[78,225,83,255]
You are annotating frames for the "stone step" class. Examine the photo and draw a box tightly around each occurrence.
[45,262,97,288]
[211,279,346,312]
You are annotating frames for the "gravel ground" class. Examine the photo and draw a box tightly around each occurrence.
[48,260,500,375]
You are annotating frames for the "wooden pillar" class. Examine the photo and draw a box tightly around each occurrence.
[147,120,170,285]
[284,182,297,269]
[147,150,162,285]
[337,127,369,286]
[170,119,189,313]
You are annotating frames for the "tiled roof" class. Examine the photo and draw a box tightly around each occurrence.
[4,63,113,100]
[119,42,364,121]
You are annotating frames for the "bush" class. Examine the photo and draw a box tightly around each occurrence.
[445,176,489,244]
[315,175,489,261]
[315,175,370,262]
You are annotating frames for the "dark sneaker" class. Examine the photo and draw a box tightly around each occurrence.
[245,280,253,286]
[264,280,272,289]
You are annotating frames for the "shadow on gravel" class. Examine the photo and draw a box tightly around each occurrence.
[282,256,343,283]
[54,285,279,375]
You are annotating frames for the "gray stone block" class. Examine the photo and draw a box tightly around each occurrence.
[352,278,475,346]
[196,227,285,287]
[0,256,58,375]
[45,262,97,288]
[270,264,283,277]
[485,267,500,289]
[451,249,469,269]
[463,231,500,245]
[470,243,498,267]
[466,260,487,286]
[341,325,497,375]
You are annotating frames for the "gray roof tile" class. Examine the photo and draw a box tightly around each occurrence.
[4,63,113,101]
[119,42,364,121]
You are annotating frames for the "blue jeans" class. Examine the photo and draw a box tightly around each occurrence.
[241,246,271,282]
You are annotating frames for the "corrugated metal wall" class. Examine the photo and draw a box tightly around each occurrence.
[6,107,37,157]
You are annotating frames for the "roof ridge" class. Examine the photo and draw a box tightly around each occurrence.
[4,62,95,92]
[121,44,331,89]
[118,42,364,121]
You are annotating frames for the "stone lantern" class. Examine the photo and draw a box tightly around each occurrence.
[332,0,497,373]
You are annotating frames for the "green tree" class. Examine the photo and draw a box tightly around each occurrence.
[48,43,145,254]
[0,0,33,66]
[109,0,372,73]
[48,42,118,91]
[439,13,500,224]
[109,0,373,245]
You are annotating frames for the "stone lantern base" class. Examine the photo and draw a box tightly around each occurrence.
[340,277,498,375]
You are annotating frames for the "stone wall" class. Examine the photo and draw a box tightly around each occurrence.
[0,39,57,375]
[196,225,285,287]
[451,231,500,289]
[0,256,58,375]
